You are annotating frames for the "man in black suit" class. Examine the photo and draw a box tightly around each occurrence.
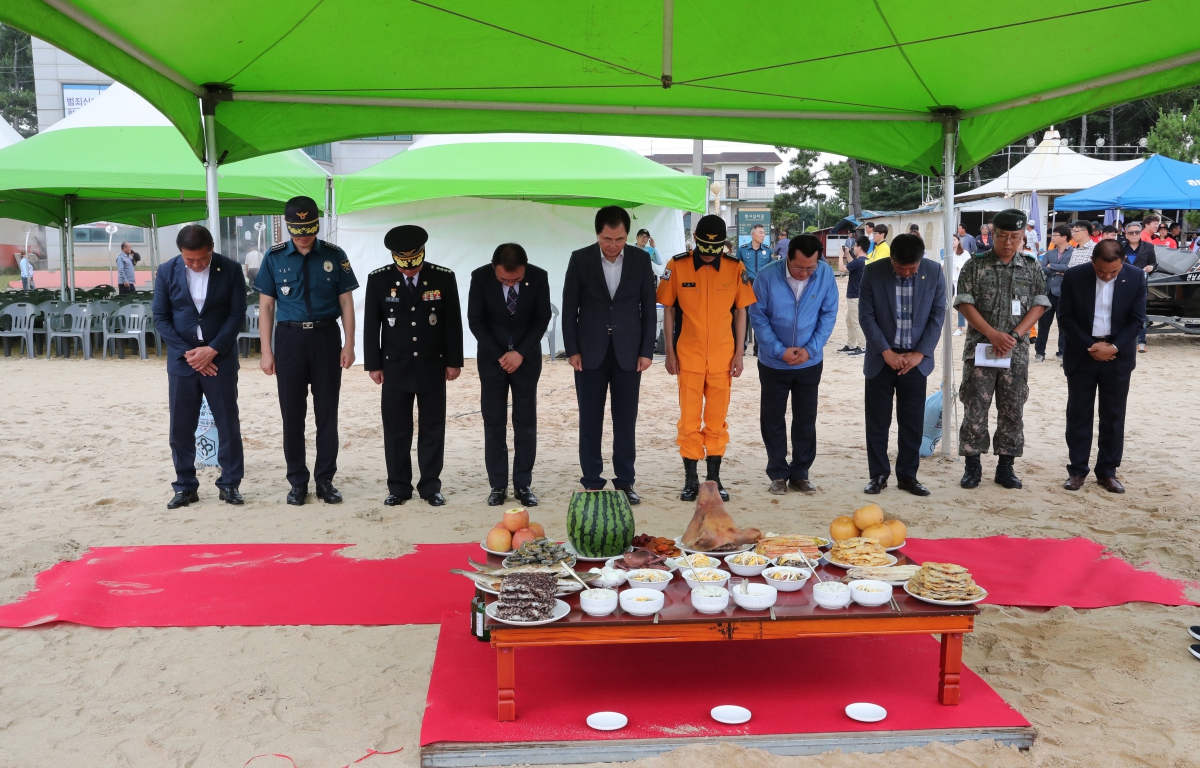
[561,206,657,504]
[151,224,247,509]
[1057,238,1146,494]
[364,225,464,506]
[468,243,552,507]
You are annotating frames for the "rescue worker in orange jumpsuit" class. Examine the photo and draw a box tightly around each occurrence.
[657,215,757,501]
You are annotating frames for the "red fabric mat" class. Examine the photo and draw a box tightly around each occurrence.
[900,536,1198,608]
[0,543,478,628]
[421,613,1028,745]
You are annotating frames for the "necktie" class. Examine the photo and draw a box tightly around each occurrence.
[506,285,518,317]
[407,276,419,302]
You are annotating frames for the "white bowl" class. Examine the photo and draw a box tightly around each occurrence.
[690,586,730,613]
[671,553,720,570]
[848,579,893,607]
[812,581,852,609]
[579,588,619,616]
[724,552,773,576]
[624,569,673,591]
[761,566,812,592]
[730,583,777,610]
[620,587,665,616]
[682,567,730,590]
[587,567,628,588]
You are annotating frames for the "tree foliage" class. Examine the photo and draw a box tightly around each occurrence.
[0,24,36,136]
[1146,102,1200,164]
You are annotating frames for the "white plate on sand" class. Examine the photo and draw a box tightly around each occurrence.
[677,537,755,557]
[710,705,751,724]
[825,553,898,570]
[845,702,887,723]
[903,583,989,606]
[485,599,571,626]
[587,711,628,731]
[564,541,622,562]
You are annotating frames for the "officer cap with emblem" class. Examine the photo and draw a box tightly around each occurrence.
[284,196,321,237]
[385,225,428,269]
[693,214,727,255]
[992,208,1028,232]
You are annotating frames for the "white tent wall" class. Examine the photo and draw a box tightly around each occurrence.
[337,197,685,361]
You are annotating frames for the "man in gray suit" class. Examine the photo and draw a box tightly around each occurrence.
[561,206,657,504]
[858,233,946,496]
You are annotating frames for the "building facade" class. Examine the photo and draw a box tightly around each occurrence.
[646,151,782,241]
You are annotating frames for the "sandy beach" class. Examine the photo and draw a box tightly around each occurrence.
[1,306,1199,767]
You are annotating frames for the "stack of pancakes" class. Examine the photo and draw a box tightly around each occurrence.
[828,537,891,567]
[496,572,557,621]
[906,562,985,601]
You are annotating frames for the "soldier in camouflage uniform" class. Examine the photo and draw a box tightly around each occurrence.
[952,208,1050,489]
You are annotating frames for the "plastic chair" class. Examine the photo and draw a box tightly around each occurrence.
[102,304,152,359]
[45,303,92,359]
[238,304,260,357]
[0,303,38,358]
[88,300,119,347]
[544,303,559,361]
[33,300,64,353]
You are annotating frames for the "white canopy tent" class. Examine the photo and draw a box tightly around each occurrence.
[0,121,22,149]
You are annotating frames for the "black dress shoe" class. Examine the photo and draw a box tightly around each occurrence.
[1098,476,1125,494]
[863,476,887,494]
[1063,475,1086,491]
[425,492,447,506]
[383,494,407,506]
[167,490,199,509]
[768,478,787,495]
[286,485,308,506]
[315,481,343,504]
[219,487,244,505]
[896,476,931,496]
[614,485,640,505]
[680,458,700,502]
[515,487,539,506]
[788,478,816,494]
[486,487,506,506]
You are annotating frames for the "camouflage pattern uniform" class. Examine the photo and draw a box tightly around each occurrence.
[952,249,1050,456]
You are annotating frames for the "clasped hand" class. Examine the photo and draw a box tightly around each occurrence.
[1088,342,1117,361]
[781,347,809,366]
[185,346,218,376]
[882,348,924,375]
[498,350,523,373]
[989,330,1017,356]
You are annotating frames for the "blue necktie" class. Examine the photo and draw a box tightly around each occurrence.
[506,285,518,316]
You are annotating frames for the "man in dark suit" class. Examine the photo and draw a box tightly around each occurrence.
[561,206,657,504]
[468,243,552,507]
[1057,238,1146,493]
[858,233,946,496]
[364,225,464,506]
[152,224,247,509]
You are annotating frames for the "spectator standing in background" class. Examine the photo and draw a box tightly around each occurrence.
[19,252,35,290]
[958,224,978,255]
[977,222,992,251]
[864,222,876,256]
[951,234,971,337]
[1168,222,1184,248]
[1023,221,1040,254]
[867,224,890,263]
[1067,220,1096,267]
[908,223,921,238]
[737,224,772,283]
[1090,222,1102,243]
[244,247,263,285]
[116,242,137,294]
[1101,225,1119,241]
[1036,224,1074,362]
[774,229,791,260]
[836,235,869,355]
[635,229,661,266]
[1141,214,1162,244]
[1120,221,1156,354]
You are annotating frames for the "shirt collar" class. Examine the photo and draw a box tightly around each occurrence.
[693,252,721,271]
[600,248,623,264]
[398,265,422,282]
[284,239,322,257]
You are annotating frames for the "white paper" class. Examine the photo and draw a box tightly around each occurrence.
[974,343,1012,368]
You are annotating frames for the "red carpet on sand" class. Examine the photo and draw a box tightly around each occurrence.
[420,613,1028,745]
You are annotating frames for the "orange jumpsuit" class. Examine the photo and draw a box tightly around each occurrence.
[656,253,757,460]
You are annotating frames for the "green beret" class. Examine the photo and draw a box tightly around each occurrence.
[992,208,1028,232]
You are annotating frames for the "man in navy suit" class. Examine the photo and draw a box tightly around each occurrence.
[1057,238,1146,493]
[152,225,247,509]
[858,233,946,496]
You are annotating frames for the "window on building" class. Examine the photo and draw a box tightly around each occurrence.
[747,168,766,187]
[354,135,414,141]
[302,143,333,162]
[73,226,145,244]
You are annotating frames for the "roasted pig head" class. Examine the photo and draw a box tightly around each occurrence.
[681,481,762,551]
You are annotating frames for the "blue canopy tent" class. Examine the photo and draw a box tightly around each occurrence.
[1054,154,1200,210]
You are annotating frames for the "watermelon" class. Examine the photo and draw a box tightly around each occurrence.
[566,491,635,558]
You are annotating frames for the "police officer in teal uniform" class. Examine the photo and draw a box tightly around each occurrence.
[256,196,359,506]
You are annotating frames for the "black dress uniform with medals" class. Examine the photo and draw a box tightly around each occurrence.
[254,196,358,506]
[364,225,464,506]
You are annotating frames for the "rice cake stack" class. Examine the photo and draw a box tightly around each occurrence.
[755,535,824,561]
[496,572,558,621]
[842,564,920,583]
[906,562,985,601]
[828,537,891,567]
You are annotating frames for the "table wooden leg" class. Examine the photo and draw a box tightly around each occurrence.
[497,646,516,721]
[939,632,962,705]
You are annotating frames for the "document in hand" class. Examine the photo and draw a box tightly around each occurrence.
[974,343,1012,369]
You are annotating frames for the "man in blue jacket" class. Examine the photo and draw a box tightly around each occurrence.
[858,233,946,496]
[748,234,839,495]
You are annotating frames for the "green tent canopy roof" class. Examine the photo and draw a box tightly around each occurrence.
[3,1,1199,174]
[334,134,707,214]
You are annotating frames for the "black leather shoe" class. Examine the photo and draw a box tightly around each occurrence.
[425,492,447,506]
[681,458,700,501]
[960,455,982,489]
[383,494,408,506]
[1063,475,1086,491]
[769,479,787,495]
[486,487,506,506]
[315,481,343,503]
[788,478,816,494]
[167,490,199,509]
[286,485,308,506]
[994,455,1022,489]
[896,476,931,496]
[219,487,244,505]
[1098,476,1125,494]
[863,476,887,494]
[614,485,640,505]
[706,456,729,501]
[515,487,539,506]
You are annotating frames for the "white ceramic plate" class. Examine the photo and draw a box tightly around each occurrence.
[710,705,752,724]
[678,537,755,557]
[606,557,679,573]
[903,583,989,606]
[670,554,723,570]
[587,711,627,730]
[479,541,513,557]
[563,541,621,563]
[485,598,571,626]
[886,540,906,552]
[825,553,898,570]
[845,702,887,723]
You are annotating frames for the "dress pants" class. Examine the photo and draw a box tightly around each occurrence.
[864,363,926,479]
[168,367,244,493]
[758,361,821,481]
[274,324,342,487]
[677,367,732,460]
[1035,293,1063,356]
[480,355,541,490]
[1065,361,1130,479]
[575,339,641,489]
[382,382,447,499]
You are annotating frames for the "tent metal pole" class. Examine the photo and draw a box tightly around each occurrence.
[940,116,958,457]
[693,139,704,215]
[203,111,221,239]
[65,195,76,302]
[329,182,339,245]
[661,0,674,87]
[59,224,67,301]
[324,176,333,240]
[150,213,160,282]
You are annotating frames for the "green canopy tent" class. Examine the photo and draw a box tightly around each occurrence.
[8,0,1199,455]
